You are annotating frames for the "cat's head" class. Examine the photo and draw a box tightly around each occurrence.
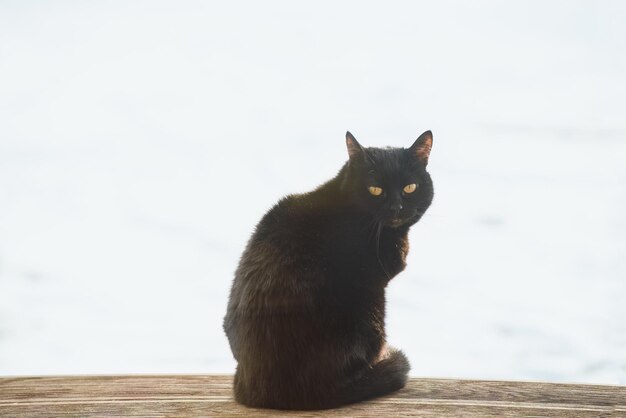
[342,131,434,228]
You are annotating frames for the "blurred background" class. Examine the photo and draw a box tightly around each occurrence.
[1,1,625,384]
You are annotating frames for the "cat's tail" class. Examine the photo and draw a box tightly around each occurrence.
[233,348,410,410]
[329,347,410,409]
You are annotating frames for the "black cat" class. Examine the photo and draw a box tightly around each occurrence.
[223,131,434,410]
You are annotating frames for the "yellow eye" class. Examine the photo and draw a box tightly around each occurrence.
[368,186,383,196]
[403,183,417,194]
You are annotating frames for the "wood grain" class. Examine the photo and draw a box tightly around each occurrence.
[1,375,624,417]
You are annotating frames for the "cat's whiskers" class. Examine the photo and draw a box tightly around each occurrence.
[365,217,380,244]
[374,219,392,282]
[361,213,387,279]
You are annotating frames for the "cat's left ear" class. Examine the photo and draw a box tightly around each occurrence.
[346,131,365,160]
[409,130,433,165]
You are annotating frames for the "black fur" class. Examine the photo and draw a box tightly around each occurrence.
[223,131,434,410]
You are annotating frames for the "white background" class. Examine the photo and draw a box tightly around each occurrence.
[1,1,625,384]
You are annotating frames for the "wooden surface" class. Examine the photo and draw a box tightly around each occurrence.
[1,375,625,417]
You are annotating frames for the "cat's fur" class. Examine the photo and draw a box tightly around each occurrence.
[223,131,434,410]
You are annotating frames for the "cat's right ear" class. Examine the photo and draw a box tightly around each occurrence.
[409,130,433,166]
[346,131,365,160]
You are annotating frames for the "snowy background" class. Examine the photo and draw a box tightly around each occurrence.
[1,1,625,384]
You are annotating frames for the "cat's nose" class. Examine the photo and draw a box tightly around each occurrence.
[390,202,403,214]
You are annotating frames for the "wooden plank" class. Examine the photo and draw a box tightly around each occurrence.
[0,375,624,417]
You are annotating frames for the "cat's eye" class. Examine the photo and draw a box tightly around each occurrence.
[368,186,383,196]
[403,183,418,194]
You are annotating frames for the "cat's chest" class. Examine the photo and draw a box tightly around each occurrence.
[325,220,409,279]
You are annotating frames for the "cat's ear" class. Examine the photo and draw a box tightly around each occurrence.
[409,130,433,165]
[346,131,365,160]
